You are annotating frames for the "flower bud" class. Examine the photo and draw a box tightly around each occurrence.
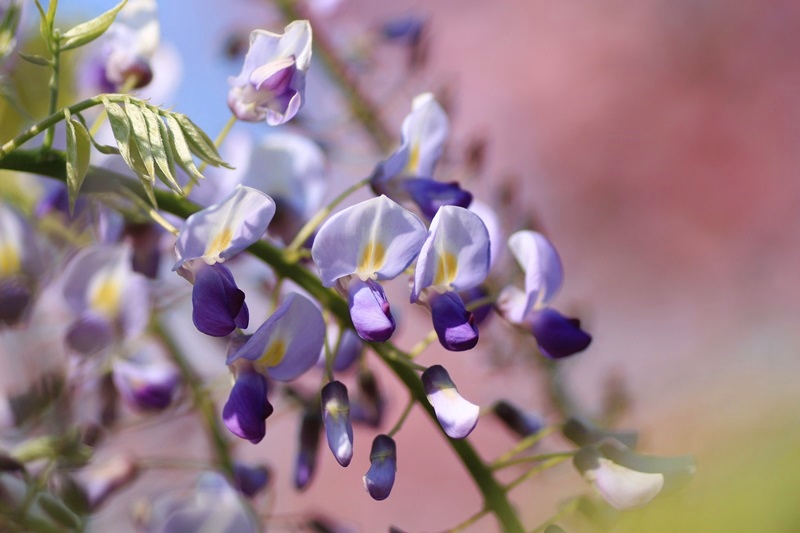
[363,434,396,501]
[321,381,354,467]
[421,365,479,439]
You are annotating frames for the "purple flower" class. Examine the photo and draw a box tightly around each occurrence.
[421,365,479,439]
[492,400,544,438]
[0,203,42,326]
[412,205,490,351]
[295,409,322,490]
[363,434,396,500]
[227,21,312,125]
[370,93,472,218]
[112,342,179,412]
[498,230,591,358]
[321,381,354,467]
[222,365,273,444]
[62,244,149,355]
[232,462,271,498]
[311,195,427,342]
[191,263,249,337]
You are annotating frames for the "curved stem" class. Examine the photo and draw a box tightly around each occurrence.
[491,451,575,471]
[42,43,61,151]
[386,395,414,438]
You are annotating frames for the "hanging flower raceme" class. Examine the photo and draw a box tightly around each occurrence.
[321,381,354,467]
[0,203,42,326]
[173,185,275,337]
[497,230,592,358]
[227,20,313,125]
[311,195,427,342]
[363,434,397,501]
[223,293,325,443]
[421,365,479,439]
[573,438,696,511]
[62,244,149,355]
[370,93,471,219]
[412,205,491,351]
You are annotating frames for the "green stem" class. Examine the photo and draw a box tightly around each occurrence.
[151,319,235,479]
[1,151,525,533]
[505,456,571,492]
[42,41,60,151]
[491,451,575,471]
[491,425,559,466]
[386,395,414,438]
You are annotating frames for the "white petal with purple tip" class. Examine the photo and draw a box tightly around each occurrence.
[422,365,479,439]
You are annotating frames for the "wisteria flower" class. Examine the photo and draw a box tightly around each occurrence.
[573,439,696,511]
[311,195,427,342]
[0,203,42,326]
[232,462,271,498]
[223,293,325,443]
[173,185,275,336]
[321,381,354,467]
[371,93,471,219]
[295,409,322,490]
[492,400,544,438]
[62,244,149,355]
[412,205,490,351]
[497,230,591,358]
[422,365,479,439]
[111,340,180,412]
[363,434,397,500]
[227,20,313,125]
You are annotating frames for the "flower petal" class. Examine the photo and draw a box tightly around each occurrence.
[222,368,273,444]
[527,308,592,359]
[191,263,249,337]
[173,185,276,269]
[507,230,564,313]
[321,381,354,467]
[429,291,478,352]
[233,462,271,499]
[312,195,427,286]
[347,277,395,343]
[363,434,397,500]
[492,400,544,438]
[112,341,180,411]
[65,312,115,355]
[295,409,321,490]
[402,178,472,220]
[422,365,479,439]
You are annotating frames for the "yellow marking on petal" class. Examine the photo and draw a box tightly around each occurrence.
[405,142,421,174]
[203,228,234,264]
[0,243,21,277]
[357,240,386,279]
[257,338,287,370]
[89,275,122,317]
[433,250,458,287]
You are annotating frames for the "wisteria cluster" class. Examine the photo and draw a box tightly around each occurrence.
[0,1,695,531]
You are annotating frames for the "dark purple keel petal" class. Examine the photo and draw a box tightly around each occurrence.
[0,278,32,327]
[429,292,479,352]
[321,381,354,467]
[347,278,395,343]
[192,263,249,337]
[222,370,272,444]
[66,313,115,355]
[295,410,321,491]
[363,434,397,501]
[492,400,544,438]
[233,462,271,498]
[460,286,493,326]
[527,308,592,359]
[403,178,472,220]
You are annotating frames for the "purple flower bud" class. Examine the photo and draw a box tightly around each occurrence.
[321,381,354,467]
[222,367,273,443]
[295,409,322,490]
[346,277,395,343]
[421,365,479,439]
[112,345,180,412]
[191,263,249,337]
[429,291,478,351]
[232,462,271,498]
[526,308,591,359]
[363,434,397,501]
[402,178,472,220]
[350,368,384,428]
[492,400,544,438]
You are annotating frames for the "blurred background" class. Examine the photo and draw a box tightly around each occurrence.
[5,0,800,530]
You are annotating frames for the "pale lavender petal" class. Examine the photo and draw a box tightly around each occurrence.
[496,284,528,325]
[507,230,564,312]
[321,381,354,467]
[312,195,427,286]
[422,365,479,439]
[402,178,472,220]
[412,205,490,301]
[173,185,276,269]
[597,439,696,494]
[227,293,324,382]
[429,291,478,352]
[191,263,249,337]
[363,434,396,501]
[222,368,273,444]
[347,277,395,343]
[295,409,321,490]
[526,308,591,359]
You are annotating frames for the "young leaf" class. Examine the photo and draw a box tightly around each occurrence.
[17,52,51,66]
[32,0,52,49]
[125,102,156,186]
[164,114,204,184]
[175,114,231,168]
[60,0,128,51]
[103,97,156,204]
[65,116,91,214]
[141,106,182,195]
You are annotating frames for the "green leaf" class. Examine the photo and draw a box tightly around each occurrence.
[17,52,50,66]
[175,114,231,168]
[164,114,205,184]
[64,114,91,214]
[60,0,127,51]
[125,102,156,186]
[141,106,182,195]
[103,96,156,205]
[33,0,52,48]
